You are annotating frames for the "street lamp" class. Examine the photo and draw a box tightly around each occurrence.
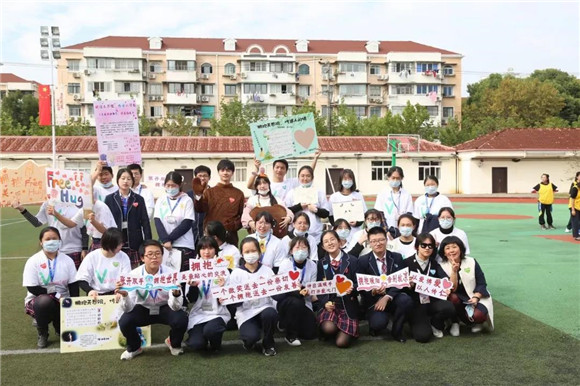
[40,25,60,168]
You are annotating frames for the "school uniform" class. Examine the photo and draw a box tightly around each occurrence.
[401,254,455,343]
[93,183,119,203]
[374,187,414,230]
[249,232,286,269]
[430,227,471,256]
[279,231,319,262]
[218,242,242,270]
[317,251,359,337]
[285,187,330,242]
[270,178,299,202]
[230,264,278,350]
[71,200,116,251]
[345,229,372,257]
[413,193,453,233]
[328,191,367,234]
[388,237,416,260]
[75,249,131,295]
[118,265,188,353]
[132,184,155,220]
[357,250,413,338]
[275,258,318,340]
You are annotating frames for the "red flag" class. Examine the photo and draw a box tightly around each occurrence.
[38,85,52,126]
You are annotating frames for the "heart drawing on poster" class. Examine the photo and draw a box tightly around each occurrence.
[288,270,300,281]
[335,274,353,296]
[294,128,315,149]
[442,278,453,290]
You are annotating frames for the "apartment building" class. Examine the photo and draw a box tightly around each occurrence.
[59,37,462,132]
[0,73,39,100]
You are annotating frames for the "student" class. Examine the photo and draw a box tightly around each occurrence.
[127,163,155,220]
[242,173,293,233]
[22,227,79,348]
[430,207,470,255]
[229,237,278,356]
[194,159,244,247]
[568,172,580,241]
[187,165,212,242]
[185,237,230,352]
[76,228,131,296]
[279,212,319,263]
[116,240,188,360]
[401,233,455,343]
[357,227,413,342]
[532,173,558,230]
[275,236,318,346]
[12,199,87,269]
[388,214,417,260]
[205,221,242,270]
[91,161,119,202]
[346,209,386,257]
[105,168,152,268]
[249,211,286,270]
[328,169,367,235]
[413,175,453,234]
[374,166,414,233]
[333,218,354,252]
[317,230,359,348]
[154,171,196,272]
[285,165,330,242]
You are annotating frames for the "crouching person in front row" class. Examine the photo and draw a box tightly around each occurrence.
[116,240,188,360]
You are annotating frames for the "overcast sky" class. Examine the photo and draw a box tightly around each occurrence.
[1,0,578,96]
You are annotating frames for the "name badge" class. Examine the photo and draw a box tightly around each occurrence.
[165,216,177,225]
[122,221,128,229]
[149,306,160,315]
[47,285,56,294]
[419,294,431,304]
[201,300,213,312]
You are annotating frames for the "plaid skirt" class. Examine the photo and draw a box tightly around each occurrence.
[317,308,359,337]
[25,294,58,318]
[66,251,83,269]
[123,248,141,268]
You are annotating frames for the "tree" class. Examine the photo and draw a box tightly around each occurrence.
[209,97,265,136]
[161,114,199,136]
[530,68,580,125]
[288,100,328,135]
[0,91,38,130]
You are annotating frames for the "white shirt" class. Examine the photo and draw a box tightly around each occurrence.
[186,278,231,329]
[278,258,318,310]
[218,242,242,270]
[132,184,155,220]
[285,186,330,241]
[22,251,77,305]
[279,234,319,262]
[374,187,414,229]
[119,265,183,313]
[75,249,131,293]
[250,233,286,268]
[413,193,453,231]
[430,227,471,255]
[373,252,387,274]
[35,201,83,254]
[346,229,372,257]
[154,193,196,249]
[229,265,276,326]
[388,237,416,259]
[270,178,299,202]
[93,183,119,203]
[71,200,116,239]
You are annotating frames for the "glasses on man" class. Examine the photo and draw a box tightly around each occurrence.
[369,238,387,245]
[419,243,434,249]
[144,251,163,259]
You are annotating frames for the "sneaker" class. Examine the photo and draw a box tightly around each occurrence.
[242,341,255,352]
[540,225,548,230]
[32,319,38,327]
[165,337,184,356]
[277,321,286,333]
[431,325,444,338]
[37,329,49,349]
[564,228,571,233]
[575,237,580,241]
[548,225,556,230]
[450,323,460,337]
[471,324,483,333]
[120,348,143,360]
[285,337,302,346]
[263,347,277,356]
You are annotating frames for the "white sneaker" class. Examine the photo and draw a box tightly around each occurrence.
[431,325,444,338]
[471,324,483,333]
[565,228,571,233]
[165,337,184,356]
[120,348,143,360]
[285,337,302,346]
[450,323,460,337]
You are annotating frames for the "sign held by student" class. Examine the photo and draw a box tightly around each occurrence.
[332,201,365,223]
[212,271,302,305]
[0,160,46,207]
[46,168,93,210]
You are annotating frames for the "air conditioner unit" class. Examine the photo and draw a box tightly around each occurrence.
[230,75,237,80]
[129,69,140,73]
[73,94,82,101]
[84,69,92,76]
[272,73,278,78]
[240,73,247,79]
[323,74,329,81]
[72,72,81,78]
[201,96,209,102]
[201,74,210,79]
[350,72,355,77]
[148,95,155,101]
[148,73,156,79]
[289,92,295,96]
[142,72,148,78]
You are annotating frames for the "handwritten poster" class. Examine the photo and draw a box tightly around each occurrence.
[250,113,318,162]
[332,201,365,223]
[356,268,411,291]
[46,168,92,210]
[304,274,353,297]
[60,295,151,353]
[293,187,319,205]
[409,271,453,300]
[94,100,141,166]
[0,160,46,207]
[145,174,168,189]
[211,271,301,305]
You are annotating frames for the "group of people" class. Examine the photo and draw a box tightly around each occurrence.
[21,152,499,359]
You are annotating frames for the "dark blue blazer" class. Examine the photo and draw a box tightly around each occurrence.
[357,250,404,308]
[317,250,359,320]
[401,254,448,303]
[104,191,151,251]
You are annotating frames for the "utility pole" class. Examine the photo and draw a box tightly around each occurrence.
[320,60,333,136]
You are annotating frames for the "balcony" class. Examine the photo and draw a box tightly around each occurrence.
[388,94,441,106]
[165,93,198,105]
[336,72,367,84]
[239,71,297,83]
[165,70,197,83]
[389,69,443,84]
[263,92,297,105]
[337,95,368,105]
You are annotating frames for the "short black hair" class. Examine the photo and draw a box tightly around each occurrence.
[126,164,143,174]
[320,229,339,245]
[206,221,227,242]
[337,168,357,192]
[196,236,219,256]
[438,207,455,219]
[439,236,466,262]
[101,166,113,175]
[288,236,310,256]
[298,165,314,178]
[39,226,60,241]
[387,166,405,179]
[424,175,439,185]
[367,226,387,238]
[139,239,163,257]
[195,165,211,177]
[101,227,123,252]
[164,171,183,186]
[397,213,416,227]
[293,212,311,226]
[333,218,351,230]
[217,159,235,172]
[253,210,276,227]
[415,233,437,258]
[273,159,289,170]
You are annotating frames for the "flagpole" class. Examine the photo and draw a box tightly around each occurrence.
[50,54,56,168]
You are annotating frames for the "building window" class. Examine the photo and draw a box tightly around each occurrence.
[168,105,196,116]
[370,106,381,117]
[249,105,268,116]
[443,86,454,97]
[89,82,111,92]
[87,105,94,116]
[298,64,310,75]
[390,85,413,95]
[168,60,195,71]
[390,62,413,73]
[369,85,381,97]
[270,84,293,94]
[276,106,288,116]
[426,106,439,116]
[200,84,213,95]
[270,62,293,73]
[67,60,80,72]
[321,105,329,117]
[224,84,237,95]
[243,83,268,94]
[418,161,441,180]
[349,106,366,118]
[87,58,112,69]
[298,85,310,97]
[150,106,162,117]
[116,82,140,93]
[233,161,247,182]
[443,107,454,118]
[64,161,91,173]
[201,63,213,74]
[339,62,366,73]
[168,83,195,94]
[372,160,392,181]
[69,105,81,117]
[224,63,236,75]
[287,161,298,179]
[149,62,162,73]
[243,62,268,72]
[115,59,140,70]
[370,64,381,75]
[338,84,366,96]
[149,83,162,95]
[67,83,80,94]
[416,63,439,73]
[443,66,454,76]
[416,85,439,94]
[390,106,405,115]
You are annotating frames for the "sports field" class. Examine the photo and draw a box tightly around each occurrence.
[1,200,579,385]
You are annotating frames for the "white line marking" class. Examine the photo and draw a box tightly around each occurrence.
[0,256,28,260]
[0,219,26,227]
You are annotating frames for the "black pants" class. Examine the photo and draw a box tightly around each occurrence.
[239,307,278,349]
[366,292,413,336]
[409,299,455,343]
[119,304,188,352]
[33,295,60,332]
[538,203,553,225]
[186,317,226,350]
[571,208,580,237]
[277,296,317,340]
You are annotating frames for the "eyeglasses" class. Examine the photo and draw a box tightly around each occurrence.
[144,252,162,259]
[419,243,434,249]
[369,238,387,245]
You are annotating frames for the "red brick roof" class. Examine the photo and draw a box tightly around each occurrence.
[0,136,454,154]
[0,73,32,83]
[456,128,580,151]
[64,36,459,55]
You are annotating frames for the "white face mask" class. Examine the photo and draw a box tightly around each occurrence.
[439,218,454,230]
[294,229,307,237]
[389,180,401,188]
[43,240,61,253]
[100,181,113,189]
[336,229,350,240]
[425,186,438,195]
[399,226,413,237]
[341,180,353,189]
[165,187,180,197]
[301,181,313,188]
[292,249,308,263]
[367,221,381,229]
[244,252,260,264]
[257,189,270,196]
[257,230,271,239]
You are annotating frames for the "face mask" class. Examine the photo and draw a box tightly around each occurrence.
[439,218,454,230]
[292,250,308,263]
[389,180,401,188]
[367,221,381,229]
[244,252,260,264]
[301,182,313,188]
[165,187,180,197]
[43,240,61,253]
[336,229,350,240]
[257,230,271,239]
[425,186,438,195]
[100,181,113,189]
[257,189,269,196]
[341,180,353,189]
[294,229,307,237]
[399,226,413,237]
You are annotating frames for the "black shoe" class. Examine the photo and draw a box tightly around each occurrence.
[369,329,378,337]
[37,328,49,349]
[392,333,406,343]
[263,347,277,356]
[242,341,255,352]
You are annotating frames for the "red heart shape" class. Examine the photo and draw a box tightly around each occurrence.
[40,263,47,269]
[229,197,235,203]
[442,278,453,289]
[336,275,345,283]
[216,258,224,264]
[288,270,300,280]
[132,202,138,207]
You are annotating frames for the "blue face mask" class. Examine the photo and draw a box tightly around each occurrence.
[301,181,313,188]
[367,221,381,229]
[336,229,350,240]
[166,187,180,197]
[292,249,308,263]
[341,180,353,189]
[439,218,454,229]
[294,229,307,237]
[399,226,413,237]
[100,181,113,189]
[389,180,401,188]
[43,240,61,253]
[257,230,271,239]
[425,186,438,195]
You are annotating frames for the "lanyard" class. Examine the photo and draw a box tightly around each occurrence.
[138,185,143,195]
[256,233,272,262]
[47,256,57,282]
[425,194,436,215]
[390,190,401,213]
[166,195,183,215]
[201,280,211,299]
[292,260,307,283]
